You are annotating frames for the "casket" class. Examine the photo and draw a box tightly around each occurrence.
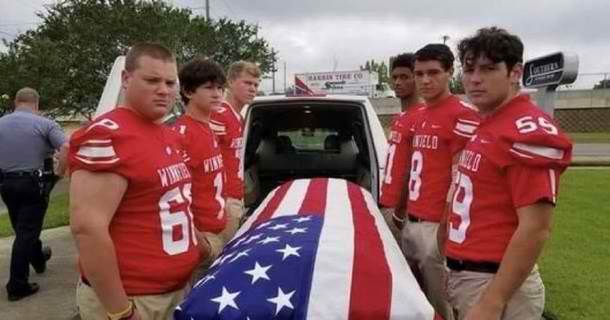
[175,178,436,320]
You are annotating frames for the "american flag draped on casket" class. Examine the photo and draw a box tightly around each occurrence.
[175,178,437,320]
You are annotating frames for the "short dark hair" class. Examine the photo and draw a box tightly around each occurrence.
[125,42,175,72]
[415,44,454,71]
[14,87,39,105]
[457,27,524,73]
[179,57,226,105]
[390,53,416,72]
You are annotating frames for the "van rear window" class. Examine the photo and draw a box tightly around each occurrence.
[277,129,339,151]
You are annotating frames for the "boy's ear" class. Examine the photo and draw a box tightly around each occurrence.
[510,63,523,84]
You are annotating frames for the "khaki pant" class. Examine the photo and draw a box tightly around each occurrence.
[380,208,402,243]
[447,265,545,320]
[219,197,244,243]
[76,280,186,320]
[189,198,244,287]
[401,220,453,320]
[189,231,225,286]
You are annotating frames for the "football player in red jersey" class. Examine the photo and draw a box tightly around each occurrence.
[69,43,204,320]
[210,61,261,242]
[380,52,424,239]
[402,44,480,320]
[444,27,572,320]
[174,58,227,275]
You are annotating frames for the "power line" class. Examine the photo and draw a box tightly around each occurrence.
[12,0,41,12]
[0,22,39,27]
[0,30,17,37]
[218,0,236,16]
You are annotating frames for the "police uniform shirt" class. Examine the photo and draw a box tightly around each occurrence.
[0,109,66,173]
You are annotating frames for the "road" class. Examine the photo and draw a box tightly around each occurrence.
[573,143,610,157]
[0,226,80,319]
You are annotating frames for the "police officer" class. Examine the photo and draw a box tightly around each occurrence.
[0,87,67,301]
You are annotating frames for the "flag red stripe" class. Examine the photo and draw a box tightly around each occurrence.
[298,178,328,216]
[347,182,392,320]
[252,180,293,226]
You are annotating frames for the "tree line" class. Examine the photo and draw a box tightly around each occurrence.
[0,0,277,118]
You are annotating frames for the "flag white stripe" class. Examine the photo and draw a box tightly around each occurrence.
[361,192,436,319]
[233,185,280,239]
[512,143,565,160]
[307,179,354,318]
[77,145,116,158]
[455,122,477,134]
[74,155,120,165]
[272,179,310,217]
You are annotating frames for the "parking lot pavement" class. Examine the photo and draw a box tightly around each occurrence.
[0,226,80,320]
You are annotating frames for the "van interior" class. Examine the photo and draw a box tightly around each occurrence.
[243,101,376,210]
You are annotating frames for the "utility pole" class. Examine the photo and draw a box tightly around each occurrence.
[271,49,277,94]
[442,35,450,44]
[283,61,287,93]
[205,0,210,21]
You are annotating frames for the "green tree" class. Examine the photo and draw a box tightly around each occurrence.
[450,74,465,94]
[360,59,389,85]
[0,0,276,118]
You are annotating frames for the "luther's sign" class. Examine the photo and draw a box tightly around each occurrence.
[523,52,578,88]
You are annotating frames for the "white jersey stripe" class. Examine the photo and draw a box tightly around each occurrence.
[361,191,435,319]
[453,130,473,138]
[455,122,477,134]
[208,122,226,133]
[456,118,479,125]
[272,179,309,217]
[307,179,354,319]
[509,148,534,159]
[77,145,117,158]
[459,101,478,111]
[82,139,112,145]
[549,169,557,203]
[74,155,120,165]
[512,142,565,160]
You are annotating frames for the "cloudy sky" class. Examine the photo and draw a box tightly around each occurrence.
[2,0,609,91]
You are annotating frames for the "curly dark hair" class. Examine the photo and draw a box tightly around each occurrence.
[179,57,226,105]
[415,44,454,71]
[457,27,524,74]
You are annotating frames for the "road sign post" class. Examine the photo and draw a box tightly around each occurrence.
[523,52,579,116]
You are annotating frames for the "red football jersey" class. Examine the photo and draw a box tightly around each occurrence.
[174,115,226,234]
[69,108,200,295]
[210,101,244,200]
[380,104,425,208]
[445,95,572,263]
[407,95,480,222]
